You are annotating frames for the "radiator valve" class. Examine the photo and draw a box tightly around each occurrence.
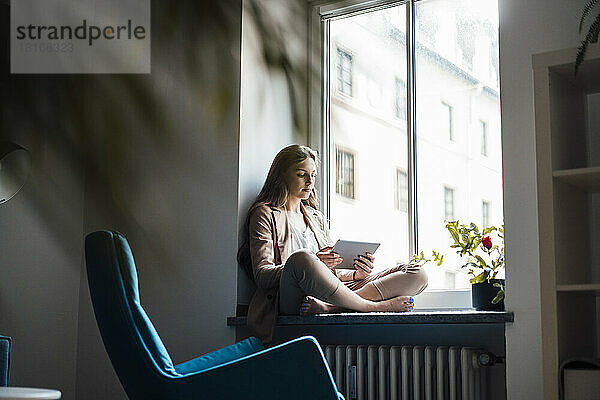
[477,351,504,366]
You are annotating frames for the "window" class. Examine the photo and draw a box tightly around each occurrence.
[335,147,356,199]
[395,78,407,120]
[482,200,490,228]
[480,120,488,156]
[444,186,455,221]
[318,0,502,298]
[441,102,454,141]
[336,48,353,96]
[394,168,408,212]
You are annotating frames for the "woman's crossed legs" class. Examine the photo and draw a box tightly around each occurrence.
[278,249,428,316]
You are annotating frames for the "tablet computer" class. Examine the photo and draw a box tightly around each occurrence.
[331,239,380,269]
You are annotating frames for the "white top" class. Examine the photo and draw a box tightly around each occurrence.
[288,218,320,254]
[0,387,61,399]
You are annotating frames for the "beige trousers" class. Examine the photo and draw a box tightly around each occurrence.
[279,249,429,315]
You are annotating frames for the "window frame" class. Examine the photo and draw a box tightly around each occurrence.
[308,0,478,309]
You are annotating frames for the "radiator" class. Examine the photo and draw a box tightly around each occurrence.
[324,345,488,400]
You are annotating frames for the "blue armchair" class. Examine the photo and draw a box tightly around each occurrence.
[85,230,343,400]
[0,335,10,386]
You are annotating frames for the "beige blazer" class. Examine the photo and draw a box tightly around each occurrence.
[246,201,334,344]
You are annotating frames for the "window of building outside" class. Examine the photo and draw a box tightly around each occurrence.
[395,78,407,120]
[325,0,502,299]
[480,120,488,156]
[336,48,353,96]
[482,200,490,228]
[394,168,408,212]
[336,147,356,199]
[444,186,455,221]
[441,102,454,141]
[445,270,456,289]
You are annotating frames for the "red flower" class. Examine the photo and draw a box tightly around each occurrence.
[482,236,492,250]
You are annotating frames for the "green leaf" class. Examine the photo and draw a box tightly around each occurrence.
[432,251,444,266]
[449,228,460,245]
[475,255,488,269]
[492,258,498,267]
[491,289,505,304]
[470,271,487,283]
[446,220,459,230]
[466,237,474,250]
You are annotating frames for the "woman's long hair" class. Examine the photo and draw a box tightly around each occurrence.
[238,145,320,282]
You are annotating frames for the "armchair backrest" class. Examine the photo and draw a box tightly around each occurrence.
[85,231,176,397]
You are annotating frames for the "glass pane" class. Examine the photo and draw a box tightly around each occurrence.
[415,0,502,290]
[329,4,409,271]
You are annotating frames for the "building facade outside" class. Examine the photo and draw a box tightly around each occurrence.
[328,0,503,290]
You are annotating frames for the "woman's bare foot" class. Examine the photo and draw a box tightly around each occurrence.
[371,295,414,312]
[299,296,336,315]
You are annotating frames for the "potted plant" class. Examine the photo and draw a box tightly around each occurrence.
[411,221,505,311]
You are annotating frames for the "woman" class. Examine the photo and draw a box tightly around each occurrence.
[238,145,428,344]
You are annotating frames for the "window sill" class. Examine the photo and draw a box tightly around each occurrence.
[227,309,514,327]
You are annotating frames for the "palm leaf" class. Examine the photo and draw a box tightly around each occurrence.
[576,12,600,75]
[580,0,600,33]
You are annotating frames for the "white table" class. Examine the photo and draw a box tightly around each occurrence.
[0,387,61,399]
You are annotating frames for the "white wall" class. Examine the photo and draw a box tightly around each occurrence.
[237,0,309,306]
[499,0,590,398]
[0,137,84,399]
[0,0,312,396]
[1,1,243,398]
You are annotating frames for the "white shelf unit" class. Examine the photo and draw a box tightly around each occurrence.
[556,284,600,293]
[553,166,600,191]
[533,44,600,400]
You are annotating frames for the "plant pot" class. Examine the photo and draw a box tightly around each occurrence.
[471,279,505,311]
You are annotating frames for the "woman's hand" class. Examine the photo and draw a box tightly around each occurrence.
[316,246,343,269]
[353,253,375,280]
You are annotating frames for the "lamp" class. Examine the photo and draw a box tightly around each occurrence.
[0,141,31,204]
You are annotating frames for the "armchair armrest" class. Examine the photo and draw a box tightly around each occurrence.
[167,336,340,399]
[0,335,11,387]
